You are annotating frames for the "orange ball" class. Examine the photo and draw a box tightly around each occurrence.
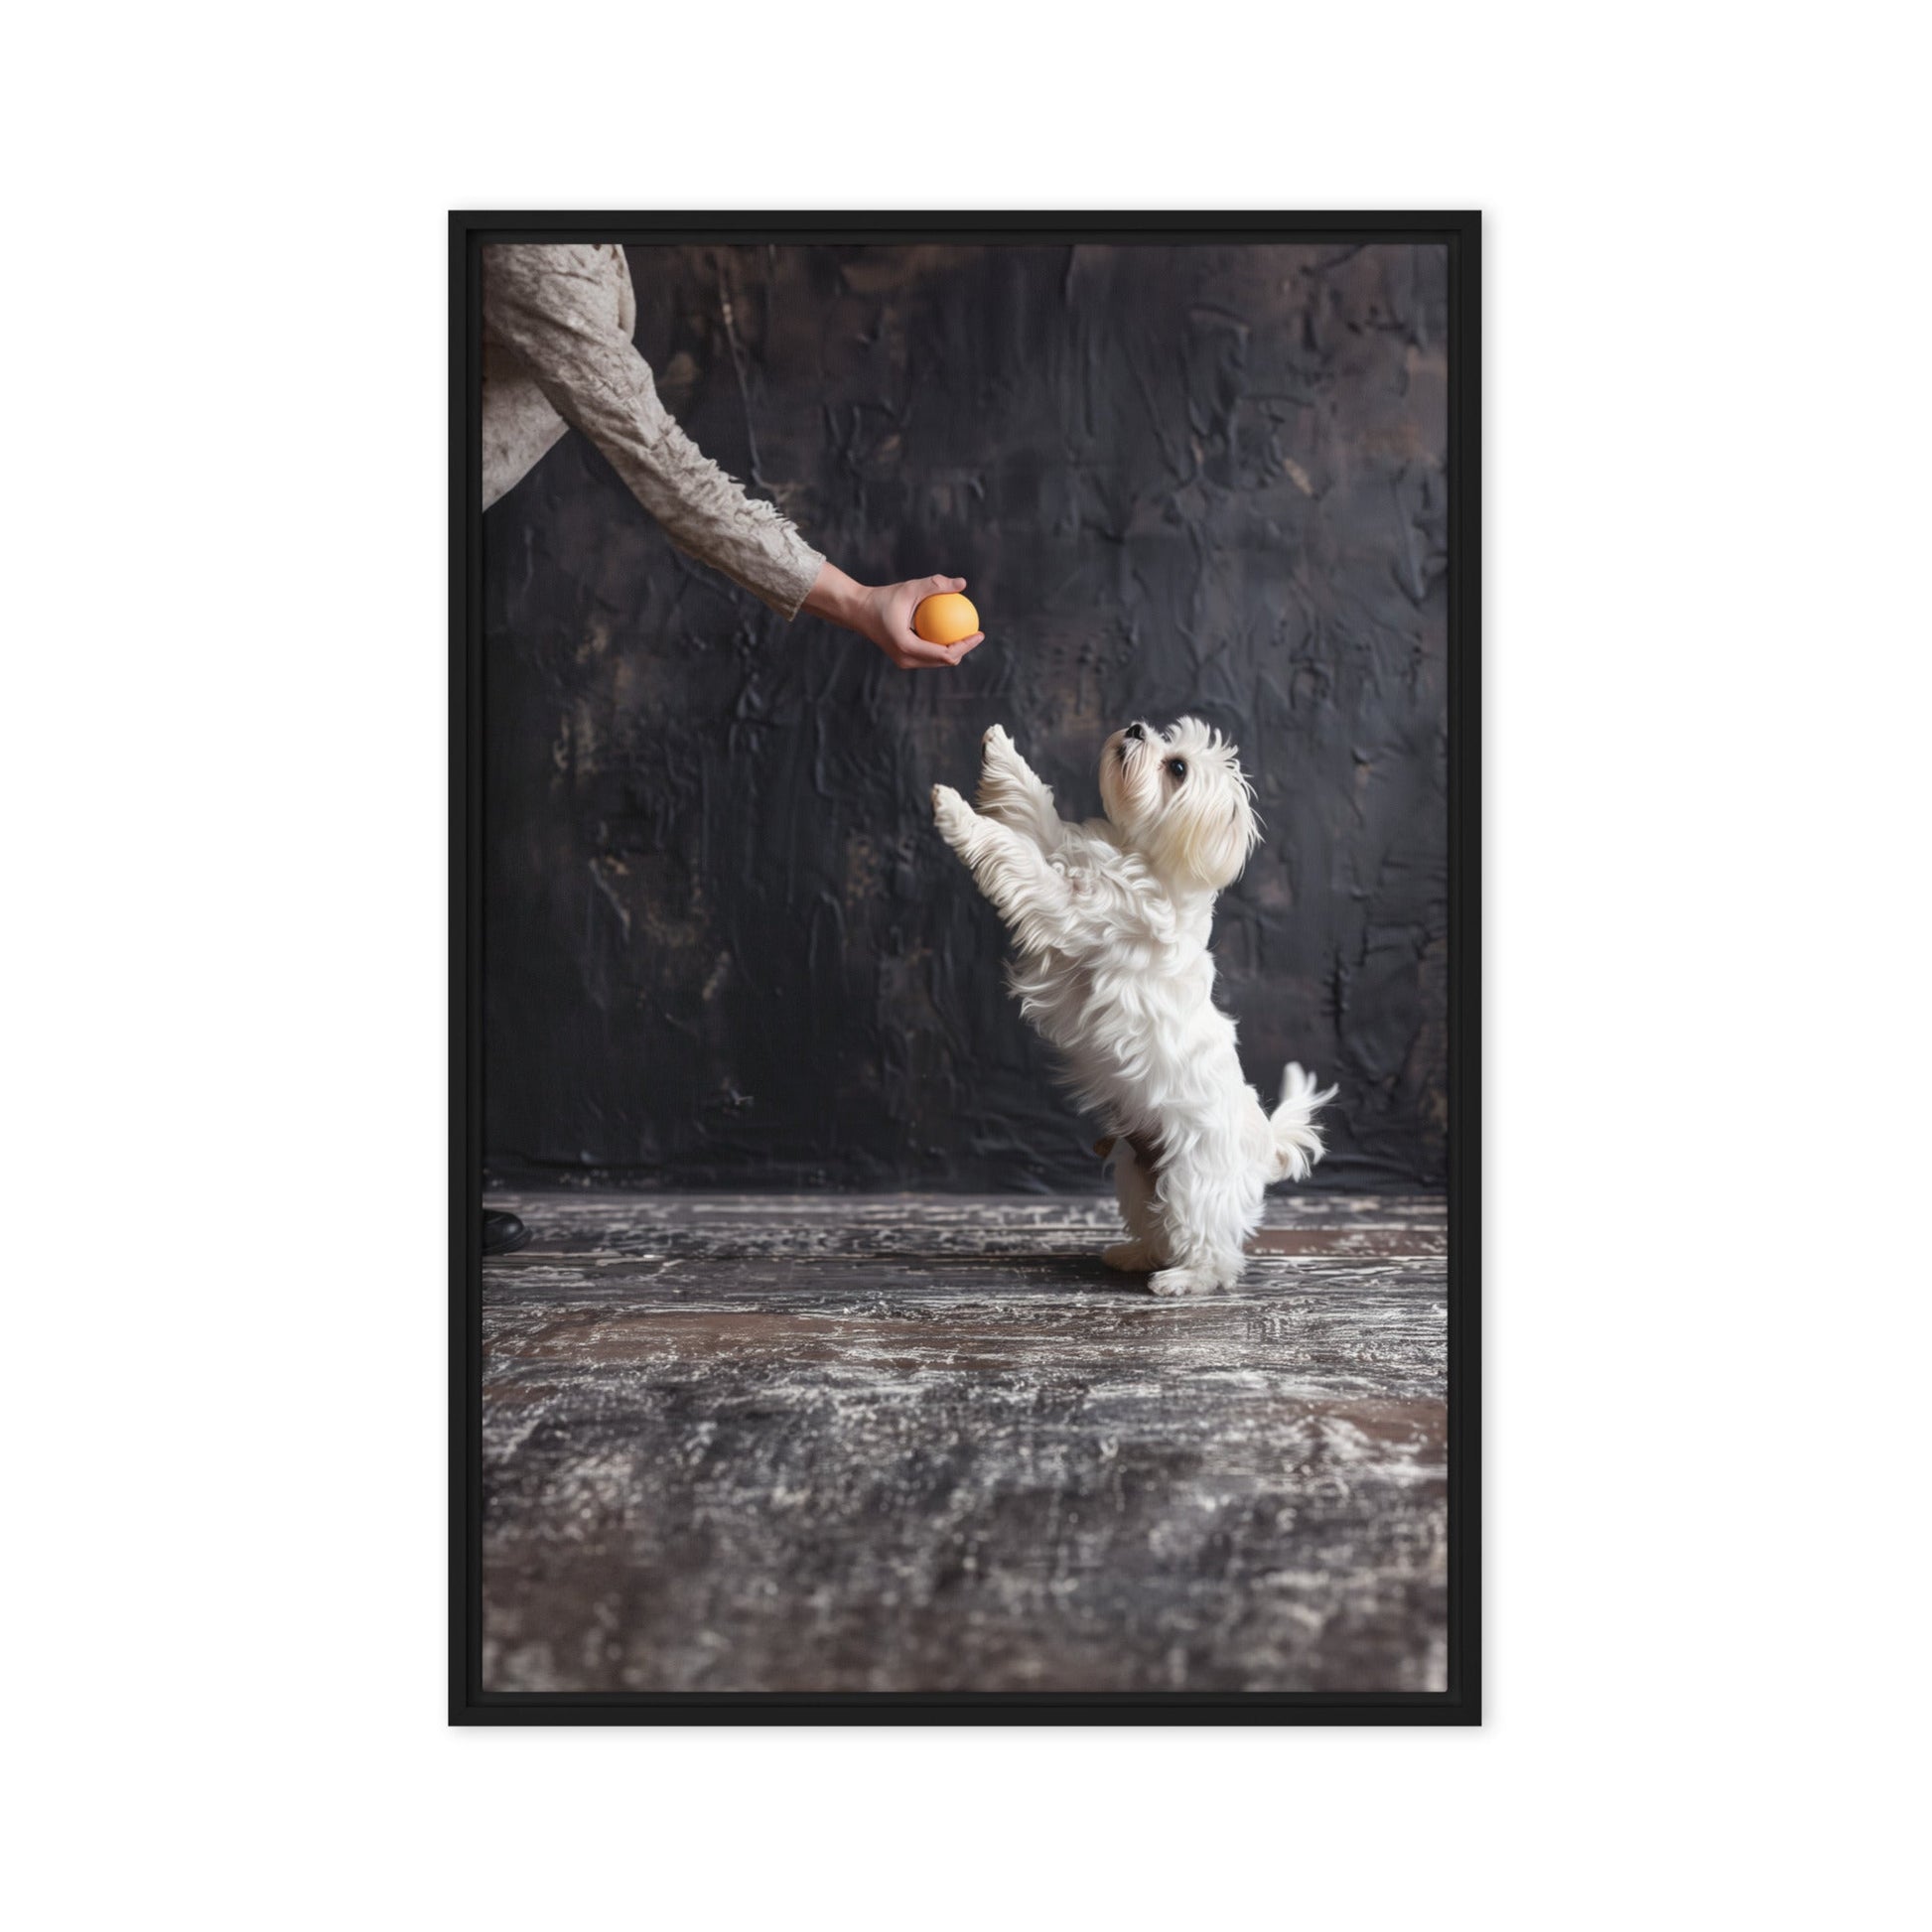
[912,592,980,645]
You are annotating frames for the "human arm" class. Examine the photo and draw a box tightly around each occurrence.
[483,245,823,615]
[483,247,984,668]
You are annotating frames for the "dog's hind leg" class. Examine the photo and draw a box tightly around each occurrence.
[1145,1146,1255,1297]
[976,725,1068,854]
[1103,1143,1167,1272]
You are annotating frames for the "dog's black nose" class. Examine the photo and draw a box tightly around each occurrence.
[1124,721,1145,741]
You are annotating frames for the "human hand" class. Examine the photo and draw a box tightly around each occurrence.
[802,564,985,669]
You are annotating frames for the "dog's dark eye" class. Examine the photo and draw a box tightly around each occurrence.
[1167,759,1187,781]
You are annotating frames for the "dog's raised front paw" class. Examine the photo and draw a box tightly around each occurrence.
[979,724,1024,794]
[931,783,974,840]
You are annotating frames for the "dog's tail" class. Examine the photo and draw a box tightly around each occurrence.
[1269,1062,1338,1182]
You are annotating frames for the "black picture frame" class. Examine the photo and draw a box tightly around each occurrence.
[451,210,1480,1725]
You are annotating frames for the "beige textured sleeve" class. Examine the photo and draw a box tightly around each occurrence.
[482,245,825,620]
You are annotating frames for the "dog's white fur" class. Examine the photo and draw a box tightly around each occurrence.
[932,720,1336,1296]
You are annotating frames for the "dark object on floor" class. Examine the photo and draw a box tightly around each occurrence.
[480,1191,1447,1696]
[481,1209,530,1256]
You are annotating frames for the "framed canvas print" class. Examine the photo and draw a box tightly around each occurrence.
[451,210,1479,1724]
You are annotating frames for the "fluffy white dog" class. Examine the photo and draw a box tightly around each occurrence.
[932,719,1335,1297]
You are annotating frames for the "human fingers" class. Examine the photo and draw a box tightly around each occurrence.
[888,575,967,628]
[891,635,970,668]
[919,633,984,667]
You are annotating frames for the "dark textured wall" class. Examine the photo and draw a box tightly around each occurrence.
[483,242,1449,1191]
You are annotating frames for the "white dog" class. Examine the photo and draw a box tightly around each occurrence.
[932,719,1335,1297]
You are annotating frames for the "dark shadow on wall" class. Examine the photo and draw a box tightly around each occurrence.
[483,241,1449,1191]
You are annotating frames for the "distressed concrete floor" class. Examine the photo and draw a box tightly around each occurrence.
[482,1191,1448,1695]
